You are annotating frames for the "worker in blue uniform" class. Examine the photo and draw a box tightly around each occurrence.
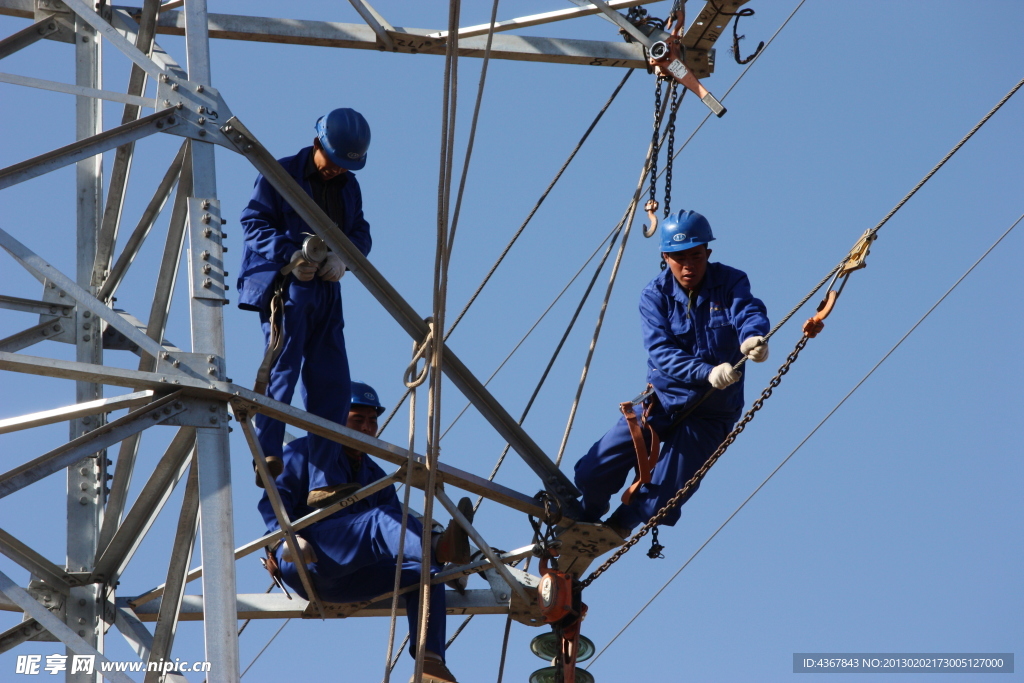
[260,382,469,683]
[573,210,770,536]
[238,108,372,498]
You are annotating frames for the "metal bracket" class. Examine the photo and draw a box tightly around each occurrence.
[25,580,64,641]
[157,351,226,383]
[33,0,75,44]
[160,396,229,428]
[155,75,234,144]
[39,279,77,345]
[186,197,228,302]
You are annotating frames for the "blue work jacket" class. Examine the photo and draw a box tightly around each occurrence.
[258,436,400,533]
[641,263,769,417]
[237,146,372,312]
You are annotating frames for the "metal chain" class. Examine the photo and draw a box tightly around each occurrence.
[663,84,682,218]
[581,335,811,588]
[647,78,664,207]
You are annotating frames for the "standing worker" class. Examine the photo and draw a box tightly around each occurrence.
[238,108,371,498]
[573,209,771,536]
[259,382,469,683]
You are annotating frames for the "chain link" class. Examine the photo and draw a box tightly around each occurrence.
[580,335,811,588]
[663,84,682,218]
[648,78,664,208]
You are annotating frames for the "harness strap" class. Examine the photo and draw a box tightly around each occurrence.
[620,389,661,505]
[254,277,287,395]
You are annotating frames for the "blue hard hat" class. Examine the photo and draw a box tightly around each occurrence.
[350,381,385,415]
[660,209,715,252]
[315,108,371,171]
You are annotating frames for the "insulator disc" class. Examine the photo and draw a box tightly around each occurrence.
[530,666,596,683]
[530,632,596,662]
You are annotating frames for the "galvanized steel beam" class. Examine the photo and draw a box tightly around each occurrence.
[0,570,135,683]
[130,589,510,621]
[143,458,197,683]
[0,14,59,59]
[0,391,185,499]
[93,0,162,290]
[0,391,155,436]
[0,110,179,191]
[0,528,75,594]
[0,71,156,107]
[92,427,195,584]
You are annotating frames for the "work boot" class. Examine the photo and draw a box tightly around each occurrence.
[601,508,634,541]
[413,658,458,683]
[435,497,474,566]
[306,483,361,509]
[254,456,284,489]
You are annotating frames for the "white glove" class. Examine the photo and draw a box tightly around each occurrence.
[281,536,317,565]
[287,250,318,281]
[708,362,741,390]
[317,252,346,282]
[740,336,769,363]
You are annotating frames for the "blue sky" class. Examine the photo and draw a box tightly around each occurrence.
[1,1,1021,681]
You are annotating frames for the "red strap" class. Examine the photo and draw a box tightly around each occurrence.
[620,395,662,505]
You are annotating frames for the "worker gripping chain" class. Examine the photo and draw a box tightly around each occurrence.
[573,209,770,538]
[238,108,371,491]
[258,383,466,683]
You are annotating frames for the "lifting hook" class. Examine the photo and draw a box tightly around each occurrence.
[642,199,660,237]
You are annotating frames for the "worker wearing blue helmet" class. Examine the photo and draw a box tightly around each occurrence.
[238,108,372,498]
[573,210,770,536]
[259,382,468,683]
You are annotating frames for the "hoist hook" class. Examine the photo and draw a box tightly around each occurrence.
[642,199,660,238]
[802,290,837,338]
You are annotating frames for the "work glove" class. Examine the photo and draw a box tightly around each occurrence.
[708,362,741,390]
[740,336,769,363]
[287,250,318,282]
[281,535,317,565]
[317,252,346,282]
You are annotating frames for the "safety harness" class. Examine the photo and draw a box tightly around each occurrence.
[618,385,660,506]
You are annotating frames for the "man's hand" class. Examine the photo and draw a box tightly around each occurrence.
[281,536,317,565]
[740,336,769,363]
[288,249,318,281]
[317,252,346,282]
[709,362,741,389]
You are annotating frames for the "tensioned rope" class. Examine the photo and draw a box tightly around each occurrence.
[413,0,462,676]
[581,73,1024,588]
[586,210,1024,669]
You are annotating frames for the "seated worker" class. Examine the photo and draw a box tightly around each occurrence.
[574,210,770,537]
[259,382,470,683]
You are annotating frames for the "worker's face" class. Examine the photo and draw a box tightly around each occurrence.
[664,244,711,291]
[344,404,379,459]
[312,139,348,181]
[346,404,379,437]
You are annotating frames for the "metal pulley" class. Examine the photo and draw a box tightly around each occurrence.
[280,234,329,276]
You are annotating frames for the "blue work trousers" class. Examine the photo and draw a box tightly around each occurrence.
[573,404,737,532]
[255,278,350,491]
[277,507,446,660]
